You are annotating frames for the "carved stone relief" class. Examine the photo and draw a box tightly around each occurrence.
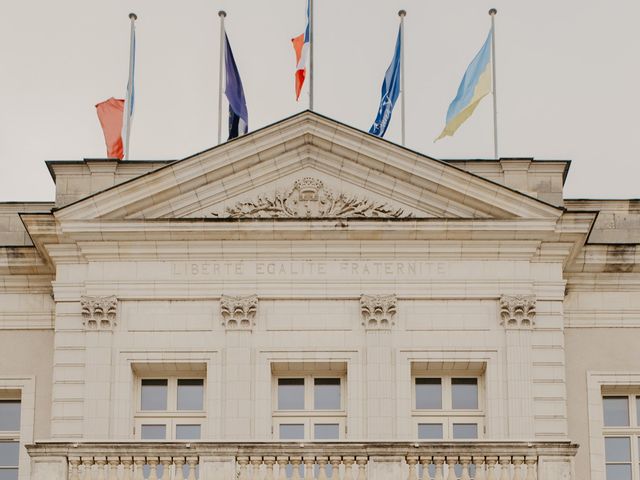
[361,294,397,330]
[220,295,258,330]
[81,296,118,330]
[499,295,536,328]
[213,177,412,218]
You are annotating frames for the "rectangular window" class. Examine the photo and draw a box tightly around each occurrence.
[0,402,20,432]
[278,379,305,410]
[451,379,479,410]
[415,378,442,409]
[602,392,640,480]
[314,379,341,410]
[413,372,483,440]
[273,370,346,441]
[135,377,205,440]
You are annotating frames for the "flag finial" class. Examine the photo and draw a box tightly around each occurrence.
[488,8,497,16]
[218,10,226,18]
[398,9,406,17]
[128,12,137,20]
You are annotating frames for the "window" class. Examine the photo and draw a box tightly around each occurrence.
[602,394,640,480]
[413,375,483,440]
[273,375,345,440]
[0,399,20,480]
[135,377,205,440]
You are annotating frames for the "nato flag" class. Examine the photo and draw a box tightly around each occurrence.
[224,32,248,139]
[369,26,401,138]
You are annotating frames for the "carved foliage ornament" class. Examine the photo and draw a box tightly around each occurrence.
[215,177,411,218]
[220,295,258,330]
[361,294,397,330]
[499,295,536,328]
[81,295,118,330]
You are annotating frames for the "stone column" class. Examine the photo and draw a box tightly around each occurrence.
[500,295,536,438]
[361,294,397,438]
[220,295,257,438]
[81,296,118,438]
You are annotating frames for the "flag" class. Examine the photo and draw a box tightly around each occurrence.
[122,15,136,158]
[369,26,402,138]
[95,98,125,159]
[436,29,492,141]
[291,0,311,101]
[224,32,249,139]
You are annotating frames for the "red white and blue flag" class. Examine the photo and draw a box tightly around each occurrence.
[291,0,310,101]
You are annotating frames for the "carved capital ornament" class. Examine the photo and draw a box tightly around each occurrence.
[81,295,118,330]
[214,178,411,219]
[499,295,536,328]
[361,294,397,330]
[220,295,258,330]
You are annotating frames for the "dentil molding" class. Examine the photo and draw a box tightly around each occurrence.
[213,177,411,218]
[361,294,397,330]
[499,295,536,328]
[220,295,258,330]
[80,295,118,330]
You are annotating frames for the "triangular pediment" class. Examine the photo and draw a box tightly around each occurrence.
[54,111,562,222]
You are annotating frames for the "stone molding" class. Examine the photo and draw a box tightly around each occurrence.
[360,294,397,330]
[214,177,411,219]
[220,295,258,330]
[80,295,118,330]
[499,295,536,328]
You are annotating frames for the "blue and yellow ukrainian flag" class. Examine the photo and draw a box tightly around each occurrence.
[436,29,493,140]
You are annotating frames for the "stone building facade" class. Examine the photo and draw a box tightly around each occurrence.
[0,112,638,480]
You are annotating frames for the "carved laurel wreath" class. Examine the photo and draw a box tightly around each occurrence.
[213,178,411,219]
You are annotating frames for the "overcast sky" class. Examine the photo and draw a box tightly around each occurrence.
[0,0,638,201]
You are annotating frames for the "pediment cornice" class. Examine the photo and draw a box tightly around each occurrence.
[52,112,562,223]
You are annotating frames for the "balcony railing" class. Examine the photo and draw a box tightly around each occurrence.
[26,441,577,480]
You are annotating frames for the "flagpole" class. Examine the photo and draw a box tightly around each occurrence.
[398,9,406,146]
[489,8,498,159]
[123,12,137,161]
[309,0,314,110]
[217,11,227,145]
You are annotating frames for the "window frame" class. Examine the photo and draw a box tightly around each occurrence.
[602,393,640,480]
[134,376,206,440]
[0,398,21,480]
[272,374,346,440]
[412,374,484,440]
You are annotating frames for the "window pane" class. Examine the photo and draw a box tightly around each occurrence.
[314,423,339,440]
[140,424,166,440]
[452,378,478,409]
[314,379,341,410]
[279,424,304,440]
[605,437,631,462]
[636,397,640,427]
[417,423,443,440]
[141,379,168,411]
[278,379,304,410]
[0,442,19,467]
[415,378,442,409]
[603,397,630,427]
[0,402,20,431]
[176,425,201,440]
[0,469,19,480]
[452,423,478,440]
[177,379,204,411]
[606,464,632,480]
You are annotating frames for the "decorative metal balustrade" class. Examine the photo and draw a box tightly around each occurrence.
[26,441,577,480]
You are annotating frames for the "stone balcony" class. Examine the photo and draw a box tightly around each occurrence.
[26,441,577,480]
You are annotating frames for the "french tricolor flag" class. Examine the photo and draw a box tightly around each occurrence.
[291,0,310,101]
